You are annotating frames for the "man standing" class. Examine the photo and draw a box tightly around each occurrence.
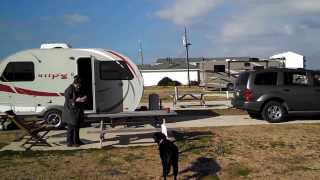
[63,75,87,147]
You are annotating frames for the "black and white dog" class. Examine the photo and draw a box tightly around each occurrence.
[153,132,179,180]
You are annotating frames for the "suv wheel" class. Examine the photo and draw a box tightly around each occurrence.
[262,101,286,123]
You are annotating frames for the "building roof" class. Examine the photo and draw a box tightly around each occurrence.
[270,51,304,59]
[156,57,258,63]
[138,61,198,70]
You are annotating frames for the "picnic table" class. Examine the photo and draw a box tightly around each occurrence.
[172,87,207,108]
[85,110,177,148]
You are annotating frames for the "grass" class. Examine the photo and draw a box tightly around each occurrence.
[1,124,320,179]
[141,86,230,103]
[0,130,22,149]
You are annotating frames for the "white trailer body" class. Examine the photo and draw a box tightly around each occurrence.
[0,44,144,126]
[141,69,199,86]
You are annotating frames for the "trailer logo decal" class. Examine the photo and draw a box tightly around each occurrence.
[38,73,68,79]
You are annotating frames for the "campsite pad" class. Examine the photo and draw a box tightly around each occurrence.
[1,125,176,151]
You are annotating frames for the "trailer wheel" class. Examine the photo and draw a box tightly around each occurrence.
[44,110,62,128]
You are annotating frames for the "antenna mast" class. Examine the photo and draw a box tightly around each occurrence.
[139,40,144,65]
[183,27,191,86]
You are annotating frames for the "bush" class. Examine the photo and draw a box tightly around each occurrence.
[157,77,182,86]
[190,81,200,86]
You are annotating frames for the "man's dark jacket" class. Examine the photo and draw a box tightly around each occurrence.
[62,85,83,126]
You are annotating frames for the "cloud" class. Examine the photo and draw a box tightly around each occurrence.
[155,0,224,25]
[151,0,320,67]
[63,14,90,25]
[221,0,320,41]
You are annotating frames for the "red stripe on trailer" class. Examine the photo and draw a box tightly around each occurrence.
[0,84,15,93]
[14,87,61,97]
[0,84,63,97]
[107,50,137,77]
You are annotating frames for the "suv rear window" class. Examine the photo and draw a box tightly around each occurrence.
[254,72,277,85]
[284,71,308,86]
[235,72,249,86]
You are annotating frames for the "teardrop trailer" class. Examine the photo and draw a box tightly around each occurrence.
[0,44,174,127]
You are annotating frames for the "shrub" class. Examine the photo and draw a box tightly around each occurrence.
[190,81,200,86]
[157,77,181,86]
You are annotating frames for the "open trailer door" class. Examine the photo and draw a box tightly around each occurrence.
[77,57,95,113]
[93,58,134,113]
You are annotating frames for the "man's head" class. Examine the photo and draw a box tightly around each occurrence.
[73,75,81,89]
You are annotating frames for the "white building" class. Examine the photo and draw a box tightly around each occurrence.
[270,51,305,69]
[141,69,199,86]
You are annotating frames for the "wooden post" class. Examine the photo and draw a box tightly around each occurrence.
[100,120,103,148]
[173,86,179,108]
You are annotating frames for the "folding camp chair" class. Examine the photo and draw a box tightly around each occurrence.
[4,110,56,150]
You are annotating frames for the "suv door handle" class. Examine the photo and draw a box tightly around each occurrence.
[283,89,290,92]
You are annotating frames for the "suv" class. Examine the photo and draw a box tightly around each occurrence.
[232,68,320,122]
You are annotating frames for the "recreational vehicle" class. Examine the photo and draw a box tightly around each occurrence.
[199,58,284,90]
[0,44,144,127]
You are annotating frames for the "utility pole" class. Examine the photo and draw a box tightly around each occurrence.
[183,27,191,86]
[138,40,144,65]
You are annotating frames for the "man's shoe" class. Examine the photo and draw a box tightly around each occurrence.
[77,141,85,145]
[67,144,73,147]
[72,144,80,147]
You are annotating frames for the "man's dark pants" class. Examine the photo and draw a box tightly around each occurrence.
[67,124,80,145]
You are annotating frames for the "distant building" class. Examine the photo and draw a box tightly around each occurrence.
[139,53,305,88]
[138,58,199,86]
[270,51,305,69]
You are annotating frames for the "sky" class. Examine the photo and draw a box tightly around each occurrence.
[0,0,320,68]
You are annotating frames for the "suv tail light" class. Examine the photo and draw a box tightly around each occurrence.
[243,89,253,102]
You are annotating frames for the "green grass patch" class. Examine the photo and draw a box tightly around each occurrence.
[124,152,144,162]
[202,174,220,180]
[230,164,251,177]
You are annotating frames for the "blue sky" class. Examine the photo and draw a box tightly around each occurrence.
[1,0,320,68]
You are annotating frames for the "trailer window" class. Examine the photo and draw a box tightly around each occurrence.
[100,61,133,80]
[1,62,35,81]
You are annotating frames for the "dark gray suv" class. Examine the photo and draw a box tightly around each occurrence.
[232,68,320,122]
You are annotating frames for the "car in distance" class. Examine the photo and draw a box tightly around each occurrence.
[232,68,320,122]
